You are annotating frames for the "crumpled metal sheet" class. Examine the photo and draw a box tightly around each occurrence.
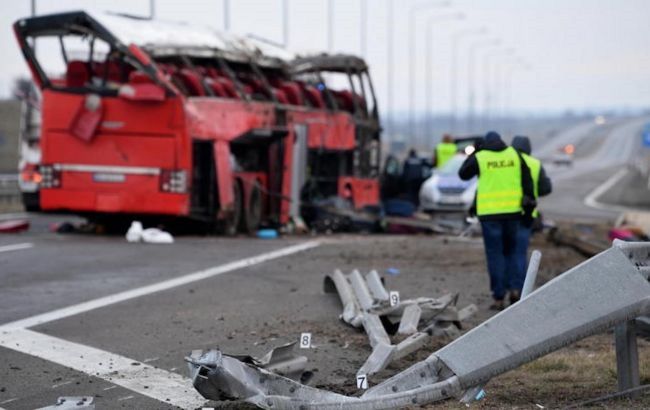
[188,242,650,410]
[189,341,311,384]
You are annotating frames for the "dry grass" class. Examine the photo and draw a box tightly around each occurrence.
[421,334,650,409]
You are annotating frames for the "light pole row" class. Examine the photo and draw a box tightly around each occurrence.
[216,0,530,141]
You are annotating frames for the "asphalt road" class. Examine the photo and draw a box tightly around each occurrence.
[0,214,326,409]
[0,215,497,410]
[535,116,650,221]
[0,118,648,409]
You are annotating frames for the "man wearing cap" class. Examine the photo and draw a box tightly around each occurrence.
[458,131,535,310]
[511,135,552,302]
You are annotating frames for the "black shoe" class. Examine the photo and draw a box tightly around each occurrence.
[510,290,521,305]
[489,299,505,311]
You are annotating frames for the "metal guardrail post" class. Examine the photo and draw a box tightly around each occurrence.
[615,320,640,398]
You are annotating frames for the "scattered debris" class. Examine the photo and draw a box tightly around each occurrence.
[0,219,29,233]
[547,222,609,257]
[257,229,279,239]
[187,241,650,409]
[187,341,312,385]
[323,269,477,376]
[385,267,400,276]
[611,211,650,242]
[125,221,174,244]
[36,396,94,409]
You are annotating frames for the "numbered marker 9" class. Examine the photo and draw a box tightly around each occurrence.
[389,291,400,307]
[356,374,368,389]
[299,332,312,349]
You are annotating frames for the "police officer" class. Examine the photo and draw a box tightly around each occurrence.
[511,136,552,302]
[402,149,424,205]
[434,134,457,169]
[459,131,535,310]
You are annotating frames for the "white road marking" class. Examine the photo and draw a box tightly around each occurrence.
[0,243,33,254]
[0,398,18,404]
[103,386,118,391]
[142,357,159,363]
[117,395,135,401]
[0,328,206,409]
[51,380,72,389]
[584,168,630,212]
[0,240,322,408]
[0,240,320,330]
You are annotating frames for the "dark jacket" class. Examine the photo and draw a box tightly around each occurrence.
[459,138,535,220]
[511,136,552,197]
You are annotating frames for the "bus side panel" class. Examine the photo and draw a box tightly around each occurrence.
[288,111,355,150]
[186,99,275,141]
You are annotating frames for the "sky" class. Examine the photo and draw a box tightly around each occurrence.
[1,0,649,116]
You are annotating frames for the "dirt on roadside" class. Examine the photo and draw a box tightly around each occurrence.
[211,223,650,409]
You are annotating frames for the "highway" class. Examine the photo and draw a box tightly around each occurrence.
[0,118,648,409]
[535,116,650,220]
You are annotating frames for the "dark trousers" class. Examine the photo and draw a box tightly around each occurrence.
[515,222,532,291]
[480,219,520,300]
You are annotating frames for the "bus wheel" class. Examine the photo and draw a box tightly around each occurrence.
[220,179,242,236]
[240,180,262,235]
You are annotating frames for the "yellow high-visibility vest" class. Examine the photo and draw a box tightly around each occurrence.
[521,152,541,217]
[475,147,523,216]
[435,142,457,169]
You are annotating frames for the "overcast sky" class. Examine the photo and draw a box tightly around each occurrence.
[1,0,649,115]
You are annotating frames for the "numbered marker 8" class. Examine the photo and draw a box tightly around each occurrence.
[299,332,312,349]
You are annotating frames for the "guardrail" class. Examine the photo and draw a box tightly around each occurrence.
[0,174,21,206]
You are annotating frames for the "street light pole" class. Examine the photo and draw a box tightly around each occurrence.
[386,0,394,140]
[467,39,500,132]
[360,0,367,56]
[223,0,230,31]
[502,59,529,133]
[481,48,514,130]
[450,27,485,134]
[408,1,450,148]
[283,0,289,48]
[328,0,334,51]
[149,0,155,19]
[424,12,463,144]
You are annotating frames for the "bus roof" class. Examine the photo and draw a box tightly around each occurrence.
[290,54,369,75]
[14,11,295,68]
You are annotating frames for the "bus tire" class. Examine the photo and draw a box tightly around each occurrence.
[240,180,262,235]
[220,179,242,236]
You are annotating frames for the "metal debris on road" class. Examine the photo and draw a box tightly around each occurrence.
[186,241,650,409]
[187,341,312,384]
[0,219,29,233]
[324,269,477,377]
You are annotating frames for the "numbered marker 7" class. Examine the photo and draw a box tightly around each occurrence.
[356,374,368,389]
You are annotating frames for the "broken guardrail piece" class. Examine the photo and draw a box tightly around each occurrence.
[188,242,650,409]
[188,341,312,387]
[323,269,476,376]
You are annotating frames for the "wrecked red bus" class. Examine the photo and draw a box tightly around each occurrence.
[13,11,381,233]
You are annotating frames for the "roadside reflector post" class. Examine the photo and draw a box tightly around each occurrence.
[521,250,542,298]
